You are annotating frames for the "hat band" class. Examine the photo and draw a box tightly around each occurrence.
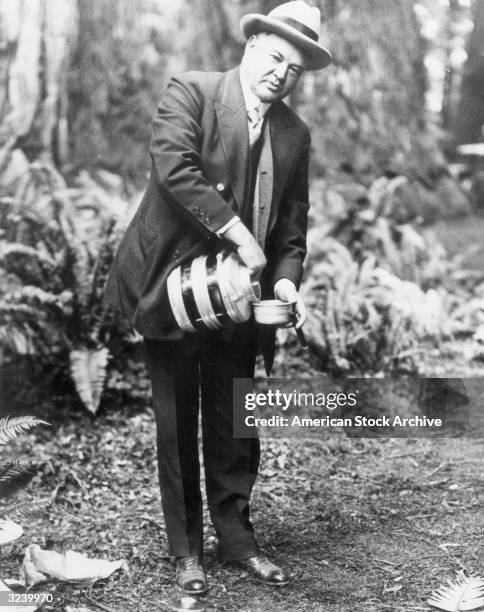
[273,15,318,42]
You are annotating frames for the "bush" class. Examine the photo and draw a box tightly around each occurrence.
[301,237,448,376]
[0,161,141,413]
[0,416,49,545]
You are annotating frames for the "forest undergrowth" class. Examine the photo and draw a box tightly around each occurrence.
[1,345,482,611]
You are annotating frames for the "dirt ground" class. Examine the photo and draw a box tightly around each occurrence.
[2,384,483,612]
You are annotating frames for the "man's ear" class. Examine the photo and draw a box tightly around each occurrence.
[247,33,263,49]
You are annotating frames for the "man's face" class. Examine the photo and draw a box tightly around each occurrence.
[243,33,306,103]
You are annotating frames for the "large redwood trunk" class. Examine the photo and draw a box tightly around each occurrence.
[0,1,448,185]
[0,0,78,185]
[452,0,484,145]
[300,0,441,177]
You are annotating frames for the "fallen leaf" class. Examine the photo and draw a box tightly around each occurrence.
[21,557,48,586]
[21,544,128,585]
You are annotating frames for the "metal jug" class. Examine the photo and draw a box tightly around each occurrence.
[167,251,261,332]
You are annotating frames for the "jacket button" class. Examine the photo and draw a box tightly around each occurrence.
[216,183,224,192]
[173,249,180,259]
[193,206,200,213]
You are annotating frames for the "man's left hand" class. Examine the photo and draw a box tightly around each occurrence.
[273,278,307,329]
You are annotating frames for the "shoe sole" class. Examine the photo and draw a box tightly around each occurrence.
[253,576,289,587]
[231,562,290,586]
[177,585,208,595]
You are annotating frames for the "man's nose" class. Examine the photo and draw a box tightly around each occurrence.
[273,62,288,82]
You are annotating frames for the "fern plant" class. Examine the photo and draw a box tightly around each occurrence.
[349,214,462,291]
[309,181,460,291]
[0,160,137,413]
[428,571,484,612]
[0,416,48,544]
[301,237,442,375]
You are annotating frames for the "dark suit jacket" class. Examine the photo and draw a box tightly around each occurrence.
[104,67,311,339]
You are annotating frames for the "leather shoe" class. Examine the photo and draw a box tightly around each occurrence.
[235,555,289,586]
[175,556,207,595]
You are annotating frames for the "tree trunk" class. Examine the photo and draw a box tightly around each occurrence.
[0,0,78,184]
[183,0,244,71]
[453,0,484,145]
[297,0,441,178]
[441,0,462,132]
[68,0,182,181]
[0,0,445,184]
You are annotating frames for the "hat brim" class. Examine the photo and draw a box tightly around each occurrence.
[240,14,332,70]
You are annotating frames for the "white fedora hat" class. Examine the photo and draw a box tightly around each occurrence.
[240,1,332,70]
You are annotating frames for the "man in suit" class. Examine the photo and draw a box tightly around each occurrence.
[105,0,331,595]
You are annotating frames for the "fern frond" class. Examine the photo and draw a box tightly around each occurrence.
[0,497,51,521]
[0,301,38,317]
[0,243,57,268]
[428,571,484,611]
[336,260,358,308]
[358,254,377,286]
[0,462,39,500]
[0,326,33,355]
[3,286,67,308]
[325,238,353,268]
[69,347,110,414]
[0,417,49,445]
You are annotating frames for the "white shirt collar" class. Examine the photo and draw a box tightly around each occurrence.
[239,68,271,119]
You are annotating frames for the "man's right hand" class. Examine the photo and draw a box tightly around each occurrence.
[221,220,267,279]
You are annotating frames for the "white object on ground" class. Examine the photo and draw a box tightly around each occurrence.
[0,519,23,545]
[428,571,484,611]
[21,544,129,586]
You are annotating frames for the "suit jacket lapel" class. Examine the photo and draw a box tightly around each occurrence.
[214,68,249,212]
[267,102,298,237]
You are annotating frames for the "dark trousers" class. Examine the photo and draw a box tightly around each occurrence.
[143,323,260,561]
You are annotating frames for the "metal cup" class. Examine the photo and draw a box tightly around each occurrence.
[252,299,295,326]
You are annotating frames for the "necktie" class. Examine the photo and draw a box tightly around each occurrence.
[248,106,263,148]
